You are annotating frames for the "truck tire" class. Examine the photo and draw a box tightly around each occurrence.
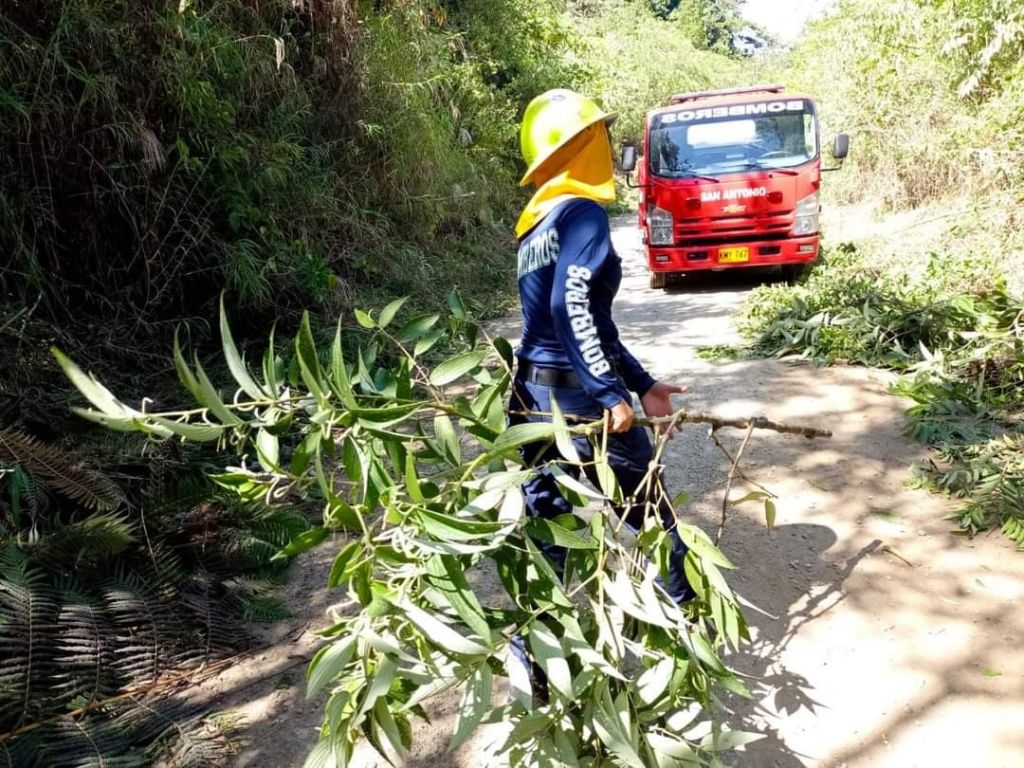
[782,264,808,284]
[649,271,667,290]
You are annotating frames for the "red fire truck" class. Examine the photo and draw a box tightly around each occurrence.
[620,85,849,289]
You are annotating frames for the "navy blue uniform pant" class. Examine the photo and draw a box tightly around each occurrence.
[510,375,695,603]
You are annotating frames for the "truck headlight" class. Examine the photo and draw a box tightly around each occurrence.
[793,191,820,236]
[649,206,674,246]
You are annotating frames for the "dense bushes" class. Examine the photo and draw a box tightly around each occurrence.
[765,0,1024,208]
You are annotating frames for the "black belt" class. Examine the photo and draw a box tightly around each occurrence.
[516,361,581,389]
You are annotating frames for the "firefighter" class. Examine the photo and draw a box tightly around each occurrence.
[510,89,696,604]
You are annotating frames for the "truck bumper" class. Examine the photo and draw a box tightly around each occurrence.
[648,236,819,273]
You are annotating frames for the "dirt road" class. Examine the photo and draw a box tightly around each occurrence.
[222,216,1024,768]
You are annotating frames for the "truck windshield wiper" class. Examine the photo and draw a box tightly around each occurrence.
[669,170,720,182]
[735,161,799,176]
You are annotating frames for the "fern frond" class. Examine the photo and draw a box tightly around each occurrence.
[0,547,60,729]
[30,514,137,569]
[180,572,240,657]
[102,573,184,686]
[52,590,121,710]
[153,711,240,768]
[0,429,122,512]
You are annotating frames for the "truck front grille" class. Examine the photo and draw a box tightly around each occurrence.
[675,211,795,246]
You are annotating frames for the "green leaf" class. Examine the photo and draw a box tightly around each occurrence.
[69,408,146,434]
[358,655,397,719]
[603,572,674,630]
[255,428,279,472]
[416,508,507,542]
[550,465,604,500]
[688,632,727,676]
[262,325,281,396]
[448,288,466,320]
[149,416,225,442]
[396,598,490,656]
[275,526,328,561]
[674,524,734,569]
[355,308,376,329]
[594,456,621,503]
[636,658,674,706]
[524,518,598,550]
[764,499,777,532]
[731,491,770,505]
[426,556,493,642]
[433,414,461,465]
[54,348,132,417]
[328,541,361,589]
[378,297,408,329]
[296,312,328,406]
[303,738,343,768]
[529,623,573,699]
[329,323,357,407]
[398,313,439,343]
[307,634,356,697]
[220,295,266,400]
[492,422,556,452]
[350,402,423,426]
[414,330,445,356]
[325,497,362,532]
[190,357,245,425]
[699,729,764,752]
[448,664,493,751]
[430,349,486,387]
[592,682,644,767]
[550,396,580,463]
[492,336,514,370]
[171,331,204,404]
[645,732,699,767]
[372,698,408,764]
[405,452,426,503]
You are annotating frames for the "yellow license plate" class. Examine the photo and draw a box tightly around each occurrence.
[719,247,750,264]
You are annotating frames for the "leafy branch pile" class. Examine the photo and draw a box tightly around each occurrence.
[47,294,835,767]
[735,246,1024,547]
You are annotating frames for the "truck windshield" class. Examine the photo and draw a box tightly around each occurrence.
[648,101,818,178]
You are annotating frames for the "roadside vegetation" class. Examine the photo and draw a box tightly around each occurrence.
[734,0,1024,547]
[1,0,746,764]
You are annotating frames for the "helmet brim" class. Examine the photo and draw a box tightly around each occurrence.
[519,112,617,187]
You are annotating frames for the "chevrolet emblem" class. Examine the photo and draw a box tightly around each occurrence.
[722,203,746,214]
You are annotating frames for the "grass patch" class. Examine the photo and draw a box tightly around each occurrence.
[695,344,745,362]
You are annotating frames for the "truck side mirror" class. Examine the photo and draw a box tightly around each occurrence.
[619,142,638,173]
[831,133,850,160]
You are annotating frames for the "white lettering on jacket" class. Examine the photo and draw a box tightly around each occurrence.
[517,229,560,278]
[564,264,611,377]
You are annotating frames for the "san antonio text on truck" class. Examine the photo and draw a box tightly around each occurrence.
[619,85,850,289]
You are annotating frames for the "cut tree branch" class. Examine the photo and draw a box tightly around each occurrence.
[511,408,832,439]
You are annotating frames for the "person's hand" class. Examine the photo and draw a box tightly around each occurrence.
[641,381,687,437]
[605,400,634,433]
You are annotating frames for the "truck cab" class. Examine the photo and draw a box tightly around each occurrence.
[622,85,849,289]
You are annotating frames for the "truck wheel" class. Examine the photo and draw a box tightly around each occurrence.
[782,264,807,284]
[649,271,667,290]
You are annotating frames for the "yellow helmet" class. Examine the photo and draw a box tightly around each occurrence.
[519,89,616,186]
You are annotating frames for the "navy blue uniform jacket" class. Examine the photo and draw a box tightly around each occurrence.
[516,198,656,409]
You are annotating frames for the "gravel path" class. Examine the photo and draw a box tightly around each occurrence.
[218,215,1024,768]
